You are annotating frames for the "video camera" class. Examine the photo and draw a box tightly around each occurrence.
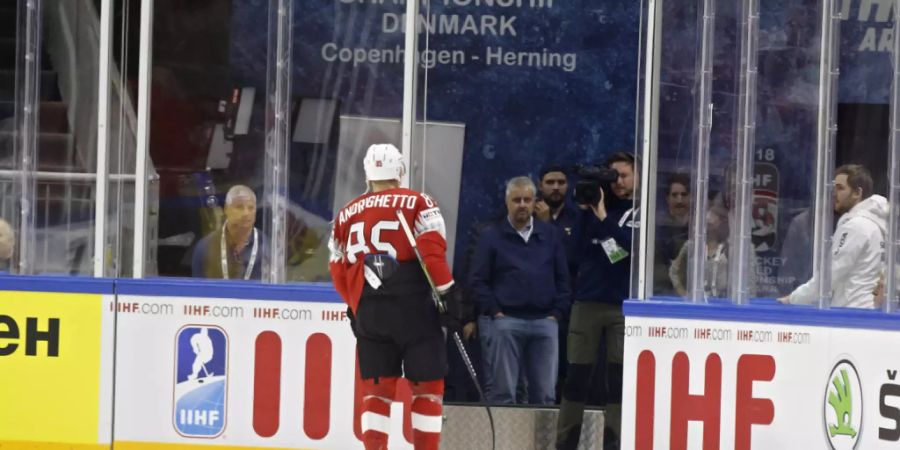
[572,164,619,206]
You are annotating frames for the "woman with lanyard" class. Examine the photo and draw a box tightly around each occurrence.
[668,205,758,299]
[192,185,264,280]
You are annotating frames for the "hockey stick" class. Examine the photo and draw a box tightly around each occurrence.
[395,209,496,450]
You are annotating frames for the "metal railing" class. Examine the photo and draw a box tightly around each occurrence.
[0,170,136,275]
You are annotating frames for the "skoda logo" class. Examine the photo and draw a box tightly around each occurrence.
[824,359,863,450]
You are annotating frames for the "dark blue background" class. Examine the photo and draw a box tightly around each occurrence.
[226,0,894,290]
[229,0,641,272]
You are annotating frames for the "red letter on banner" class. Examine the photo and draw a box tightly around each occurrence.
[635,350,656,450]
[304,333,333,440]
[734,354,775,450]
[253,331,281,437]
[670,352,722,450]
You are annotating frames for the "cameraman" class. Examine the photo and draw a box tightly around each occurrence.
[556,152,637,450]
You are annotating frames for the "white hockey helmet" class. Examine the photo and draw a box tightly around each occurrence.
[363,143,405,182]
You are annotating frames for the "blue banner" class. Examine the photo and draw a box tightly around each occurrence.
[230,0,641,272]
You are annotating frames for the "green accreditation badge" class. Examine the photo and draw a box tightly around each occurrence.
[601,238,628,264]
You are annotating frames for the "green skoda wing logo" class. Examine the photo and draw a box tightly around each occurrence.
[824,359,863,450]
[827,369,856,438]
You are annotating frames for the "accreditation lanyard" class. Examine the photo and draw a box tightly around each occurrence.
[220,223,259,280]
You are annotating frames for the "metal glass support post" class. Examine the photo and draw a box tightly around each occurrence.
[94,0,112,277]
[635,0,662,300]
[132,0,154,277]
[811,0,841,308]
[885,0,900,312]
[263,0,292,283]
[729,0,760,305]
[14,0,42,274]
[686,0,716,303]
[400,0,419,188]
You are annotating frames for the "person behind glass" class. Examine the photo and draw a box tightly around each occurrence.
[670,168,758,300]
[192,185,264,280]
[668,205,730,298]
[535,163,580,274]
[557,151,638,450]
[534,164,578,402]
[655,173,690,295]
[0,218,13,272]
[535,164,576,228]
[468,176,571,405]
[780,164,887,308]
[780,207,813,293]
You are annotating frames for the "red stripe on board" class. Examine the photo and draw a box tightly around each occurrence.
[253,331,281,438]
[304,333,333,440]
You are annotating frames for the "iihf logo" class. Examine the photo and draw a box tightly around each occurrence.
[173,325,228,438]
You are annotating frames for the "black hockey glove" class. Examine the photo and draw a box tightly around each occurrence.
[347,306,359,338]
[439,284,472,331]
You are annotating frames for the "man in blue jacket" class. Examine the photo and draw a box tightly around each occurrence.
[469,176,572,405]
[557,152,638,450]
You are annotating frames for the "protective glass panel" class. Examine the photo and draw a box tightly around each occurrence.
[281,1,407,283]
[838,1,894,310]
[99,0,139,278]
[0,0,103,276]
[148,0,269,280]
[731,0,828,304]
[637,0,727,301]
[636,0,830,305]
[891,2,900,312]
[0,2,19,273]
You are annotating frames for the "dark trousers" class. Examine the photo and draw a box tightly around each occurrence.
[556,302,624,450]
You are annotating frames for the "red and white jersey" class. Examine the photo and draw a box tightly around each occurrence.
[328,187,454,312]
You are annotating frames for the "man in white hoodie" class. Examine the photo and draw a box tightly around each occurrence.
[780,164,887,309]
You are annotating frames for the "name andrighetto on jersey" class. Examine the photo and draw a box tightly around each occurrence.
[338,193,419,225]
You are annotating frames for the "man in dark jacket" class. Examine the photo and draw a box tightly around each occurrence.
[469,176,571,405]
[533,163,579,402]
[655,173,690,295]
[192,185,266,280]
[535,163,579,273]
[557,152,638,450]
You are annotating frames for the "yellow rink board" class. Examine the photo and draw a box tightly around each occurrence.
[0,291,104,445]
[0,441,108,449]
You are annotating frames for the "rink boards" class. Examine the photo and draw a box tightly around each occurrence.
[0,276,615,450]
[622,300,900,450]
[0,277,418,449]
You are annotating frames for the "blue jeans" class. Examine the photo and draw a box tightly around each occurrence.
[477,315,496,397]
[484,315,558,405]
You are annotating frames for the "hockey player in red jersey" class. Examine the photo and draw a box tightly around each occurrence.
[328,143,471,450]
